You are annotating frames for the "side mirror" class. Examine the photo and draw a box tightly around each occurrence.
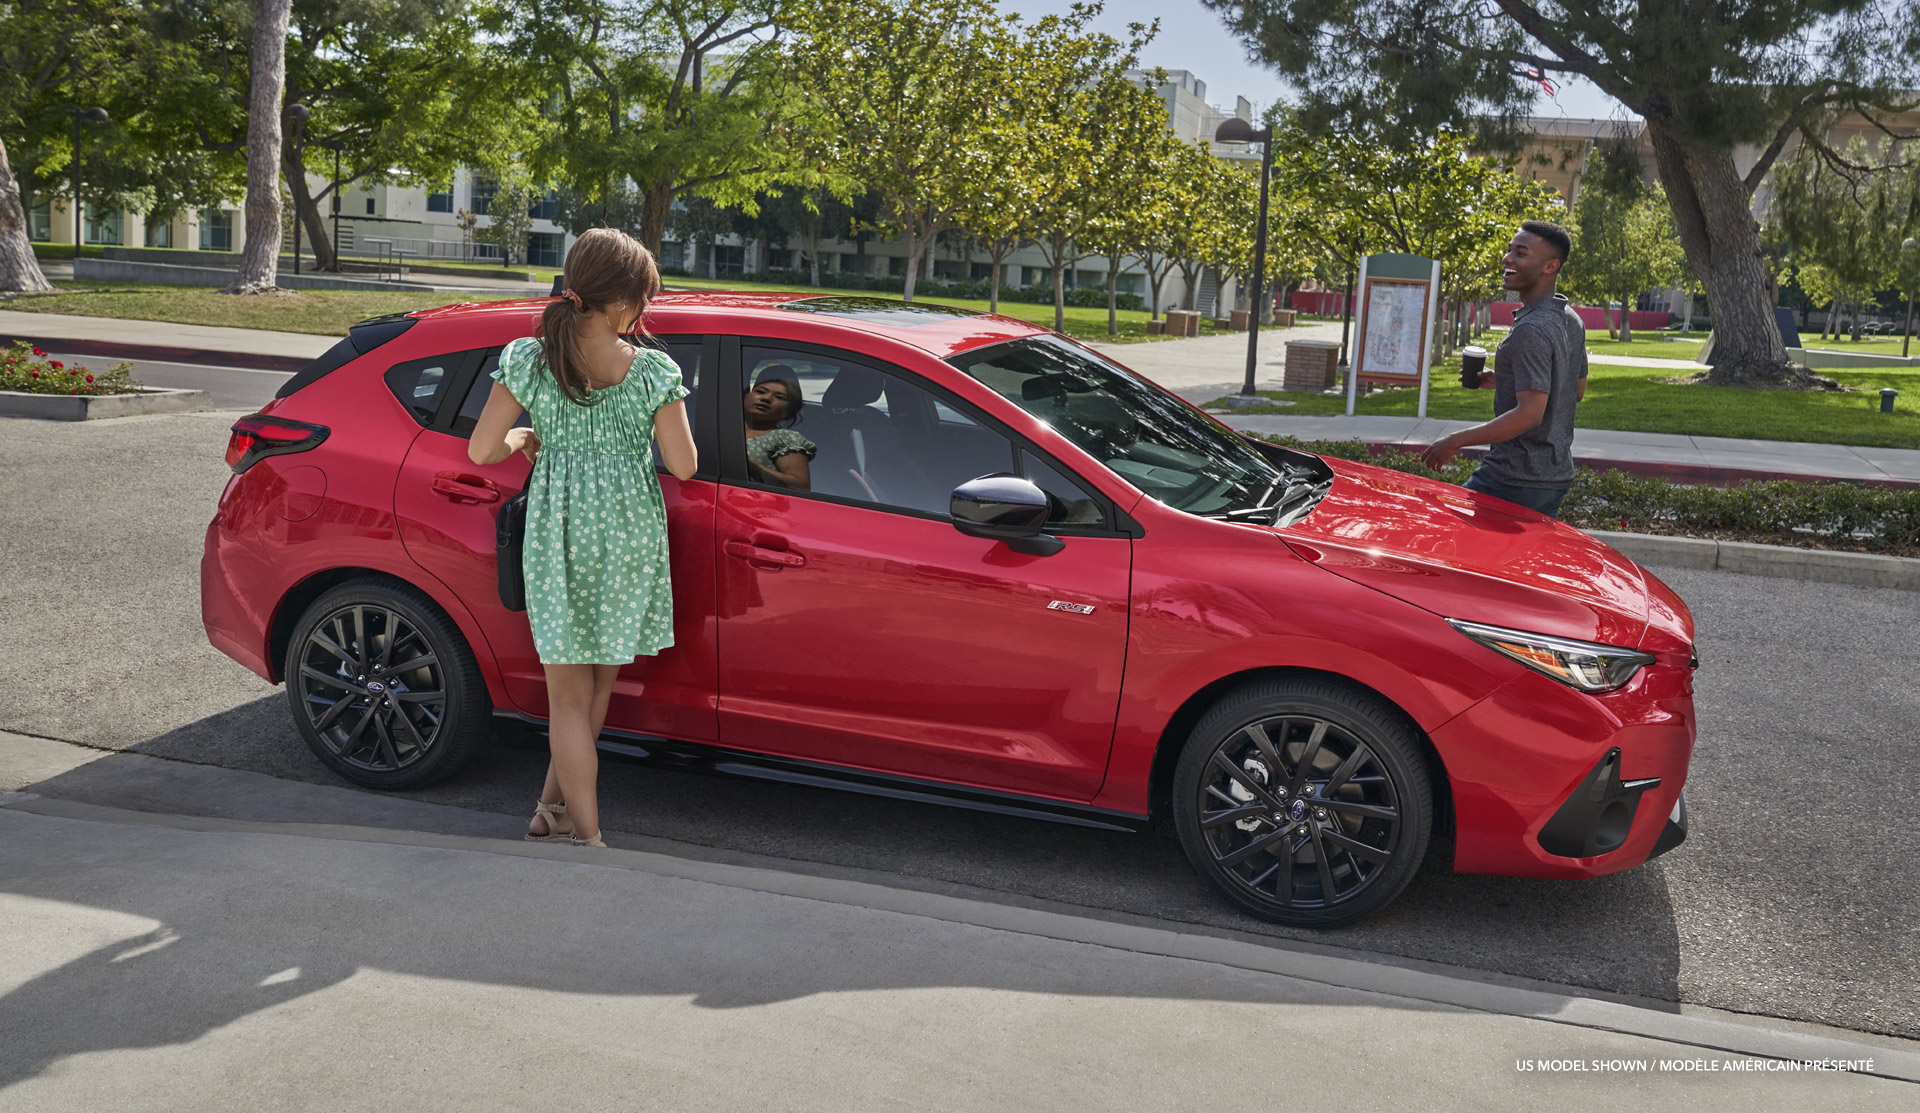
[951,474,1064,556]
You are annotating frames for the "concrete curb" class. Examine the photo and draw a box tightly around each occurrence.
[0,386,212,420]
[1588,530,1920,591]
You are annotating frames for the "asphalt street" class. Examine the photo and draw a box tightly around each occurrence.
[2,411,1916,1042]
[42,351,289,411]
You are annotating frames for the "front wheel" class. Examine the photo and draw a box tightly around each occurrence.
[285,580,492,789]
[1172,678,1432,927]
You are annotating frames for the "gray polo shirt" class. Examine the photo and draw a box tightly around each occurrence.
[1478,292,1588,489]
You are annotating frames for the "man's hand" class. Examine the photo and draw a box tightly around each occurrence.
[1423,434,1462,470]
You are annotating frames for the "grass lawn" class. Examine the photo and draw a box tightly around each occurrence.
[4,276,1221,345]
[1793,334,1918,356]
[2,282,528,336]
[1205,355,1920,450]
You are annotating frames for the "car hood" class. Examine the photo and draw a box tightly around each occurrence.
[1274,457,1649,649]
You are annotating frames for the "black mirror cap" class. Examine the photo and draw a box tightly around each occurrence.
[951,473,1050,538]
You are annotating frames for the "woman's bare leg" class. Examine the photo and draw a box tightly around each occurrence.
[540,663,603,840]
[531,663,625,840]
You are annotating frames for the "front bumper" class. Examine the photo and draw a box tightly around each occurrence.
[1431,663,1696,879]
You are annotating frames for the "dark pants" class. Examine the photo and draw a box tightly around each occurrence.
[1465,469,1570,519]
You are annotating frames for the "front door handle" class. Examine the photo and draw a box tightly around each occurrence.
[432,472,502,503]
[725,540,806,568]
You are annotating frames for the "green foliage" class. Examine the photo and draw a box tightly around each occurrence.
[1562,147,1687,339]
[474,176,537,266]
[1766,137,1919,338]
[1265,434,1920,551]
[0,340,139,394]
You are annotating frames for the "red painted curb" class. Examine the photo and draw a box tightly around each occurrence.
[3,334,314,373]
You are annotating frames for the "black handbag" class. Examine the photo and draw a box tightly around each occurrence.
[496,491,528,612]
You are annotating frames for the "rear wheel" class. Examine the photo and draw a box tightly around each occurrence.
[285,580,492,789]
[1172,678,1432,927]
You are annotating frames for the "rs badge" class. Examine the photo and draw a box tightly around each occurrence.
[1047,601,1096,614]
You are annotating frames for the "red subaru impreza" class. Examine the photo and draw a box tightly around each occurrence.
[202,292,1696,926]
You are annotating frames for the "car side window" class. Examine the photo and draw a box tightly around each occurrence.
[649,341,700,469]
[446,340,698,443]
[742,346,1020,516]
[1021,450,1107,528]
[385,354,464,427]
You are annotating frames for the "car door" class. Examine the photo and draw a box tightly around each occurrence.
[713,339,1132,801]
[392,336,721,743]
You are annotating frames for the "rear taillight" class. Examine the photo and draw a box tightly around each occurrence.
[226,414,330,472]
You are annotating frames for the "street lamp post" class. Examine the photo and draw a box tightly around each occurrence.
[285,103,310,275]
[1214,116,1274,399]
[71,107,108,261]
[1903,238,1918,360]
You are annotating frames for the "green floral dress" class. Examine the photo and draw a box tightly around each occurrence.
[493,336,688,665]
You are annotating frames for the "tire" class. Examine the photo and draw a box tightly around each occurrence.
[284,580,492,789]
[1172,678,1432,927]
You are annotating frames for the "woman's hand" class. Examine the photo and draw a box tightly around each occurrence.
[507,427,541,464]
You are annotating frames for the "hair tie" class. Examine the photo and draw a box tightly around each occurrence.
[560,288,583,309]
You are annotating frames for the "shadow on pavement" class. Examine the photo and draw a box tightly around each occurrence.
[17,693,1690,1021]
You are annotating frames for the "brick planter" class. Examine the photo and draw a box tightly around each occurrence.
[0,388,212,421]
[1283,340,1341,391]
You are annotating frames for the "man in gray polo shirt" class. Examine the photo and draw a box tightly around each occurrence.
[1423,221,1587,518]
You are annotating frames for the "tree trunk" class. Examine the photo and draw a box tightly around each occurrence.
[1850,293,1863,342]
[0,137,52,292]
[640,184,672,257]
[286,159,335,271]
[225,0,293,295]
[900,221,918,303]
[988,247,1007,315]
[1105,257,1120,336]
[1618,291,1633,344]
[1644,119,1798,385]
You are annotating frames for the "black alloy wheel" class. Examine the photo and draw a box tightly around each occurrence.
[286,580,491,789]
[1173,679,1432,927]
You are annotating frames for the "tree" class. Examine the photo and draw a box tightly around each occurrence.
[225,0,294,295]
[475,175,536,266]
[1201,0,1920,388]
[1081,81,1183,334]
[1561,150,1687,343]
[518,0,803,259]
[666,194,734,278]
[1766,136,1919,342]
[784,0,1008,302]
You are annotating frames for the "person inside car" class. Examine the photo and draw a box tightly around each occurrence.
[744,367,815,490]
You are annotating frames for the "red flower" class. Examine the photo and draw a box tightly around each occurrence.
[32,347,45,356]
[49,360,63,369]
[85,373,95,382]
[28,370,38,378]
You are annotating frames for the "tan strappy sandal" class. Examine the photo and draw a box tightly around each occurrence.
[525,801,572,843]
[570,830,606,848]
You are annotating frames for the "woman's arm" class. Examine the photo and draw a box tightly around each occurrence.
[468,383,538,466]
[750,451,811,490]
[654,399,697,480]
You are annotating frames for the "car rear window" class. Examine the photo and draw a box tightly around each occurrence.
[274,313,418,398]
[385,354,466,426]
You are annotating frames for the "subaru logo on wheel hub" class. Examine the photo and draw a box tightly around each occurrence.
[367,681,386,694]
[1288,799,1307,822]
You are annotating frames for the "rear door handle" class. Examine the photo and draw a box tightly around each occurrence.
[432,472,501,503]
[724,540,805,568]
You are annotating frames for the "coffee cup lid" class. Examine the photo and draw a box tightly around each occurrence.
[1462,345,1487,356]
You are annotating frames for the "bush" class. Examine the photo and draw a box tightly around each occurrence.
[1263,435,1920,552]
[0,341,141,395]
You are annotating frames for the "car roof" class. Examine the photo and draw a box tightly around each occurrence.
[407,291,1051,359]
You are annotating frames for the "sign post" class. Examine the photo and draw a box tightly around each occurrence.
[1344,252,1442,417]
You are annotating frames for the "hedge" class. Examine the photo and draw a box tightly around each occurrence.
[659,266,1144,310]
[1263,435,1920,555]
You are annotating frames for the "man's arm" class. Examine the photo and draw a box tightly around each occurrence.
[1422,391,1548,468]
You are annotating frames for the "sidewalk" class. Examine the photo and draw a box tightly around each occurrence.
[1,731,1912,1110]
[7,308,1915,487]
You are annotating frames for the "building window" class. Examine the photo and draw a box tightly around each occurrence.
[427,188,454,213]
[83,203,123,245]
[200,209,233,251]
[527,232,564,268]
[470,176,497,216]
[365,198,375,215]
[528,190,558,222]
[26,197,51,241]
[145,220,173,248]
[658,239,685,269]
[712,244,745,275]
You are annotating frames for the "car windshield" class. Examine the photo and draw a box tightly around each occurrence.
[948,335,1291,516]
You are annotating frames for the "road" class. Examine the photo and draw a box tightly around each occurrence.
[1,410,1916,1044]
[43,351,290,411]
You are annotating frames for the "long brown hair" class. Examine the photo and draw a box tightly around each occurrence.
[535,227,662,406]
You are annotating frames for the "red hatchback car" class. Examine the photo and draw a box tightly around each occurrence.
[202,292,1696,926]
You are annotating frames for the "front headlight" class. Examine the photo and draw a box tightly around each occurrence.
[1447,619,1655,693]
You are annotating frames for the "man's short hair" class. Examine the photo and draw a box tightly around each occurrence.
[1520,220,1572,263]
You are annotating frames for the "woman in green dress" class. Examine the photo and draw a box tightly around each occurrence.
[468,228,696,848]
